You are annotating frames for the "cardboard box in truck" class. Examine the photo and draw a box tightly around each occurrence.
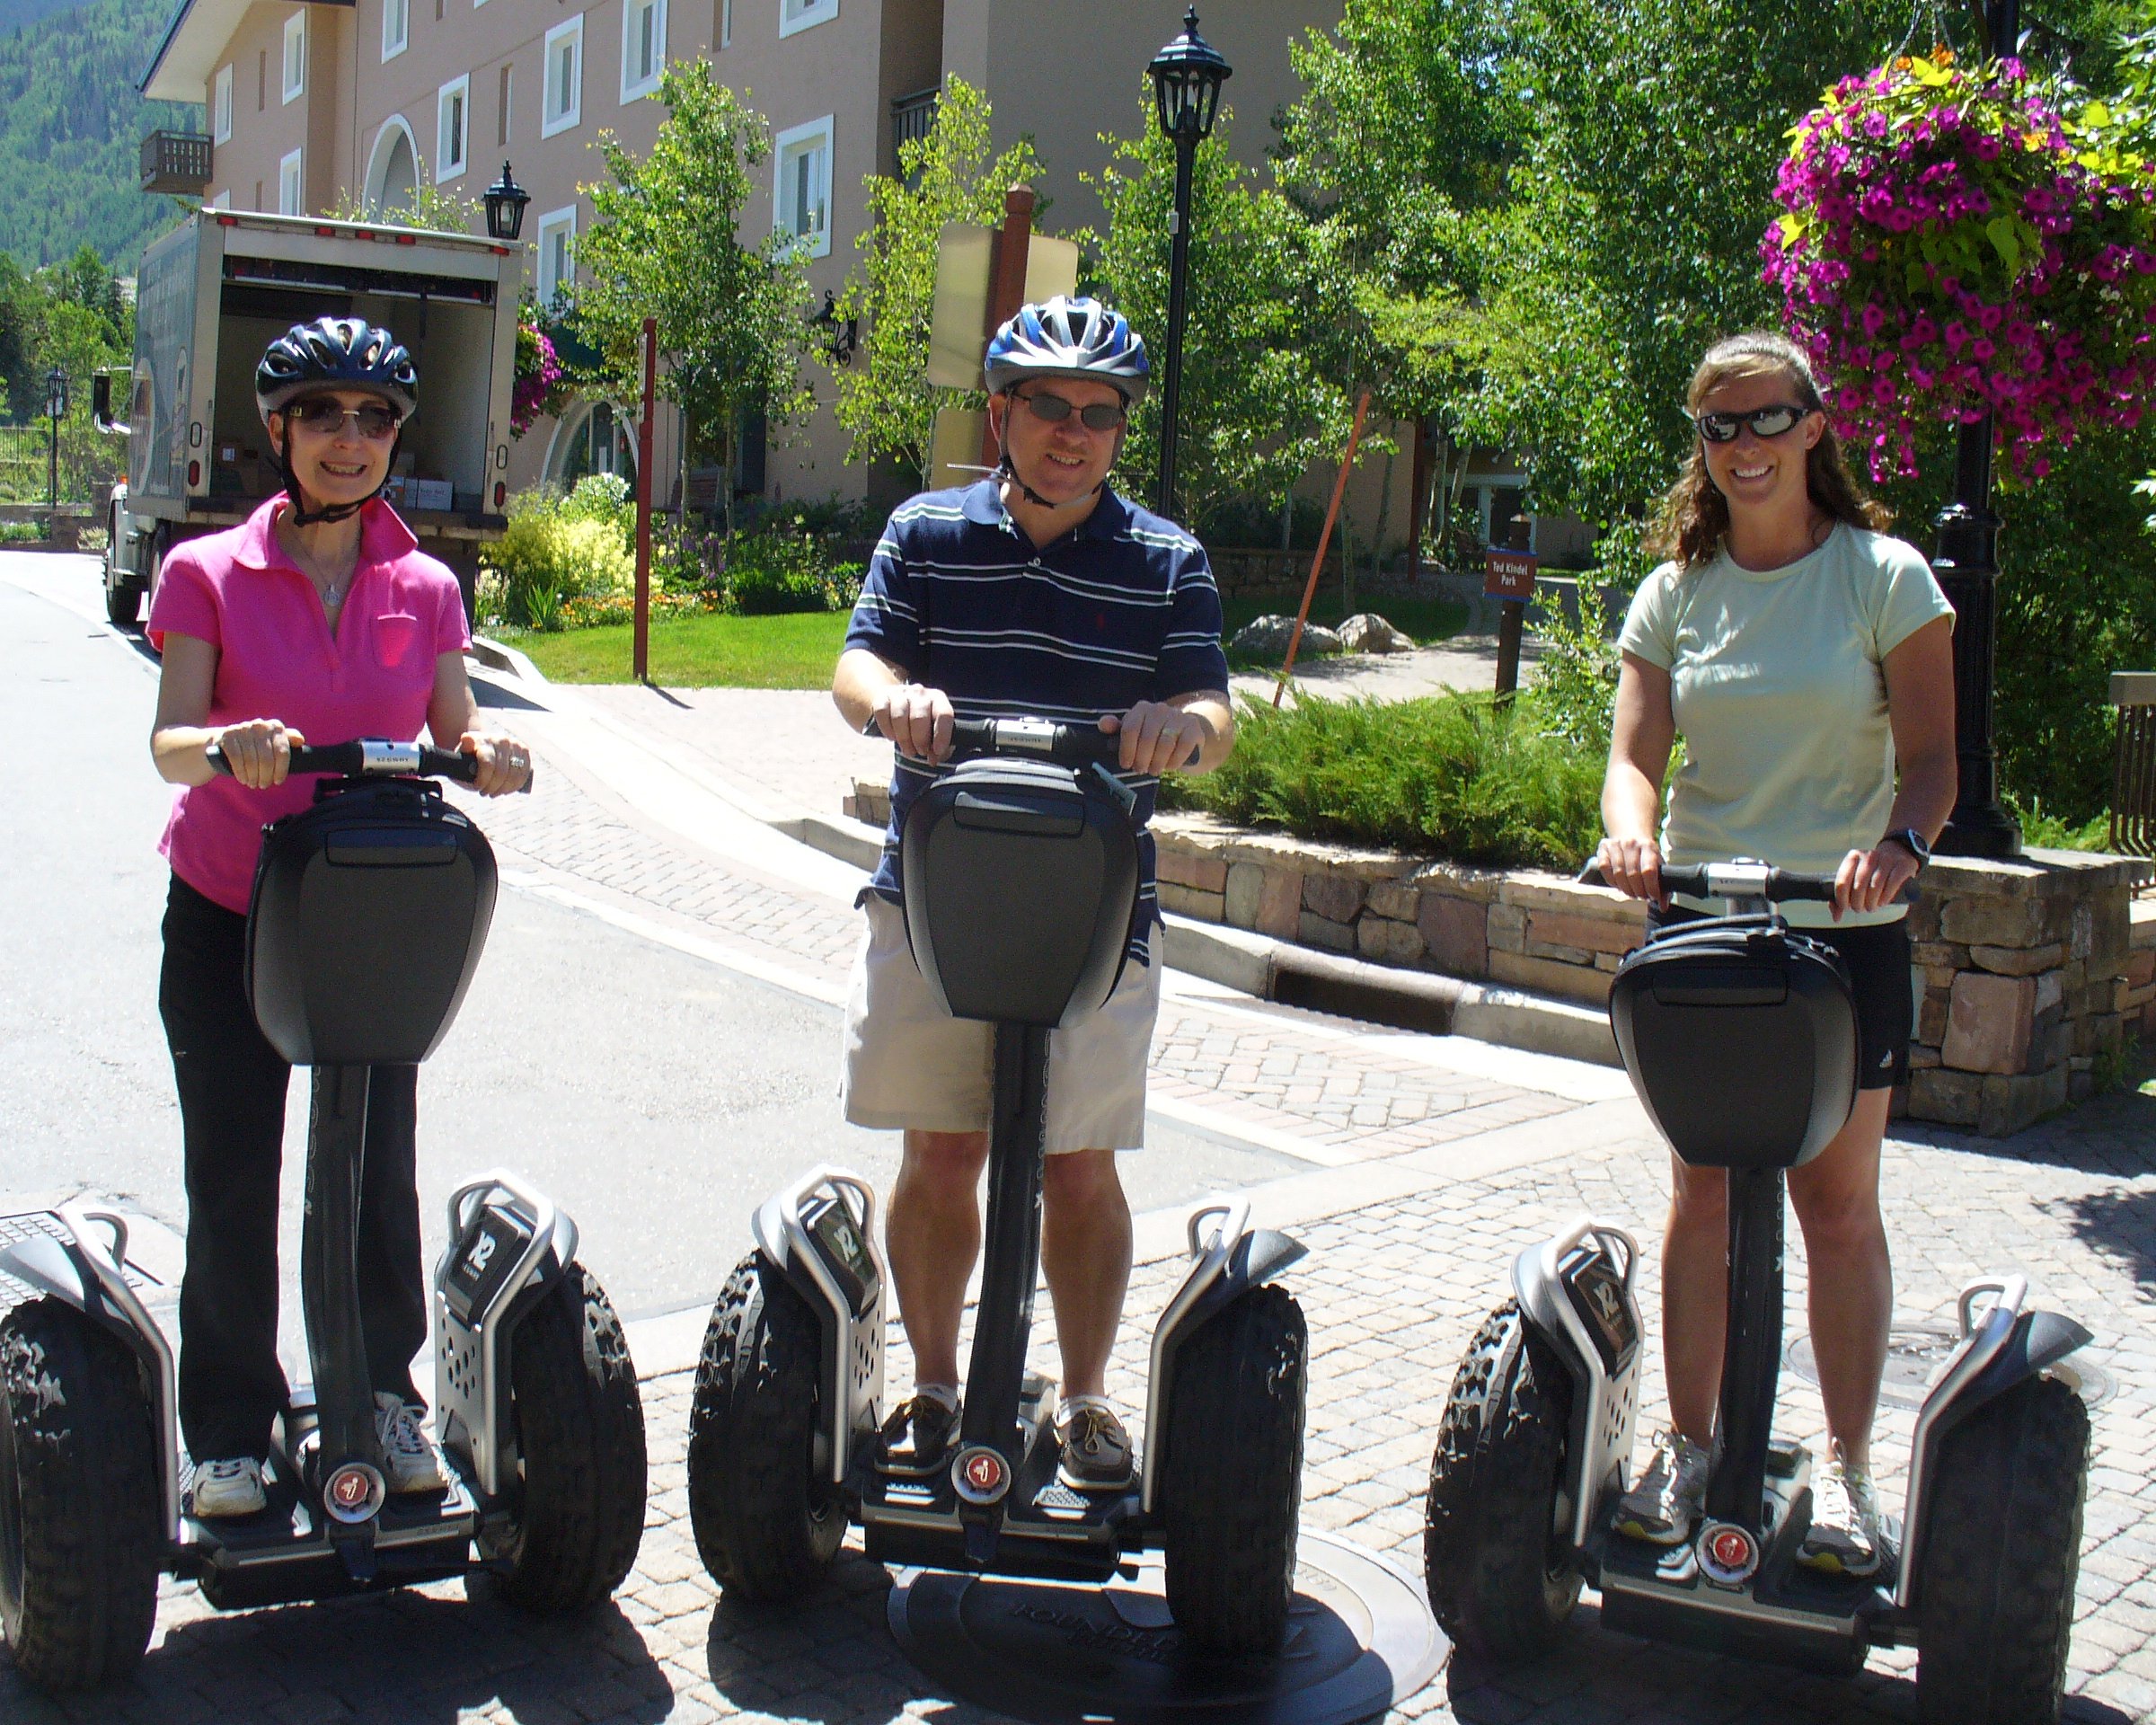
[96,209,522,627]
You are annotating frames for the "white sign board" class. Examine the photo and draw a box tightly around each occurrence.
[926,224,993,390]
[929,407,988,491]
[1021,234,1080,306]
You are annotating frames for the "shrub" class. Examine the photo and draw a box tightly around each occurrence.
[477,477,636,630]
[1158,690,1605,869]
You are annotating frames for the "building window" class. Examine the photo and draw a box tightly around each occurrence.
[282,12,305,103]
[498,65,512,146]
[620,0,664,101]
[535,204,576,308]
[257,48,267,111]
[778,0,835,37]
[773,116,832,258]
[382,0,408,60]
[437,75,470,180]
[279,148,304,215]
[212,64,233,143]
[720,0,731,47]
[542,17,582,137]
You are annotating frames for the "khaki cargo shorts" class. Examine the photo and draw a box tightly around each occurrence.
[840,895,1160,1152]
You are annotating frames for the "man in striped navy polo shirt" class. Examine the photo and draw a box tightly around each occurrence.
[832,296,1233,1490]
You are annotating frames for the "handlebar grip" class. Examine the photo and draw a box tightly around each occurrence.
[205,738,528,790]
[1577,859,1918,905]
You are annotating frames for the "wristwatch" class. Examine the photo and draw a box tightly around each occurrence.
[1883,827,1932,866]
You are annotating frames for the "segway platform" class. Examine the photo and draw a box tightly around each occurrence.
[888,1530,1443,1725]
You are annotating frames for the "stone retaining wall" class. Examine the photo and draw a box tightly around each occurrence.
[848,780,2153,1137]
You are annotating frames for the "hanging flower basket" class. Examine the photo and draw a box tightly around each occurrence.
[1764,49,2156,481]
[511,319,570,438]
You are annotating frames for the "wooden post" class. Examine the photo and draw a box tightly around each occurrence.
[1274,390,1370,705]
[1489,512,1534,707]
[976,185,1037,473]
[633,315,656,683]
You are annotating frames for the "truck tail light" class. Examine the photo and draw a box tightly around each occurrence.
[493,482,505,508]
[187,459,200,488]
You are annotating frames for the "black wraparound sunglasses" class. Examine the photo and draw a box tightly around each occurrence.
[287,398,403,441]
[1693,403,1814,443]
[1016,389,1127,433]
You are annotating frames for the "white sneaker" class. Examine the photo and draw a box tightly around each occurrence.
[1801,1460,1883,1576]
[372,1392,448,1493]
[191,1455,268,1517]
[1615,1429,1713,1545]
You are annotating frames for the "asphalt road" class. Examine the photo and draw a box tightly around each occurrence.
[0,555,1291,1393]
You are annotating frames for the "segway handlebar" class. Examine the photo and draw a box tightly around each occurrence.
[944,715,1199,770]
[1577,858,1918,905]
[207,737,534,791]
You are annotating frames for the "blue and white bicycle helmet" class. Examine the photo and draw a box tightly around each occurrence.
[983,296,1150,405]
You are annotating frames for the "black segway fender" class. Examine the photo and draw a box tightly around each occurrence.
[1511,1216,1644,1557]
[1896,1276,2091,1614]
[1,1208,181,1544]
[748,1167,885,1487]
[1140,1199,1304,1516]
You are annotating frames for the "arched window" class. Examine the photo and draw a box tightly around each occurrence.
[548,398,636,486]
[362,117,420,217]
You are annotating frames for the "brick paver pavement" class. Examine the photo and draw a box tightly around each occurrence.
[5,672,2149,1723]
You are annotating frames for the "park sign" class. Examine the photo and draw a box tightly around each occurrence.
[1484,548,1537,602]
[924,223,1080,390]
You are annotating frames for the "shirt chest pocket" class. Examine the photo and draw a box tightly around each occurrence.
[370,611,429,679]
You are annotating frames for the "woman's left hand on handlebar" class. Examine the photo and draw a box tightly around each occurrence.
[1101,702,1206,775]
[1834,841,1917,920]
[460,730,533,797]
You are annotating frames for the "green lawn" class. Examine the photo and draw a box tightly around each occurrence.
[505,610,853,687]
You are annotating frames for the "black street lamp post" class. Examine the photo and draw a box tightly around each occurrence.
[483,163,530,243]
[1146,7,1230,521]
[1931,0,2022,857]
[43,365,67,512]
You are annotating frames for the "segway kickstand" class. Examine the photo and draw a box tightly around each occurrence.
[303,1063,390,1579]
[954,1022,1054,1564]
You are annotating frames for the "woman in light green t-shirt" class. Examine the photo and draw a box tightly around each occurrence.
[1594,332,1957,1579]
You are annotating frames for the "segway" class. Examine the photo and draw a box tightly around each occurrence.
[686,716,1309,1655]
[0,741,647,1693]
[1424,859,2092,1722]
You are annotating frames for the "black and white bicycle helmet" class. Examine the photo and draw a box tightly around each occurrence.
[256,316,419,420]
[254,317,416,525]
[983,296,1149,405]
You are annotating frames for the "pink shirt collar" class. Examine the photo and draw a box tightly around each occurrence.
[231,493,419,574]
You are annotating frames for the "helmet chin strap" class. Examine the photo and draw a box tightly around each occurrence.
[274,421,398,527]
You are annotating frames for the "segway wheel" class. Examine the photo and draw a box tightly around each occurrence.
[0,1298,161,1692]
[1423,1299,1580,1663]
[686,1253,844,1602]
[490,1264,648,1614]
[1161,1282,1308,1657]
[1914,1374,2089,1725]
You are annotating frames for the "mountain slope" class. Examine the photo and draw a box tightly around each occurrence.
[0,0,193,270]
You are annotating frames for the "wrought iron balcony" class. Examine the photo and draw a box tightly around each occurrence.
[141,130,212,195]
[890,88,938,180]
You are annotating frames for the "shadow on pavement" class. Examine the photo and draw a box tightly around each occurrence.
[0,1586,673,1725]
[702,1555,928,1722]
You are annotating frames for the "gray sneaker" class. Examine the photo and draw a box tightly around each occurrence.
[1800,1460,1883,1577]
[1615,1429,1712,1545]
[190,1455,268,1518]
[373,1392,448,1494]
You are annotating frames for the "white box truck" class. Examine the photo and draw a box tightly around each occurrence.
[97,209,522,626]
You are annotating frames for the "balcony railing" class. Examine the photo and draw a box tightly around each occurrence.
[890,88,939,180]
[141,130,212,195]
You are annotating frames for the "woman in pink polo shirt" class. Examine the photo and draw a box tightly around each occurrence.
[146,318,531,1518]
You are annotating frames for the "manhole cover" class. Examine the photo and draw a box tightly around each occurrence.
[1787,1322,2113,1411]
[886,1529,1443,1725]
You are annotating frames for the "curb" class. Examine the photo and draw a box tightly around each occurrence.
[470,633,546,684]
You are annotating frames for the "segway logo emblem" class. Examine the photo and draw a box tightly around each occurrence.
[951,1446,1011,1505]
[1697,1520,1760,1587]
[323,1462,386,1524]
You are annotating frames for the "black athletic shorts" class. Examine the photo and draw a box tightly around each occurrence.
[1647,904,1914,1091]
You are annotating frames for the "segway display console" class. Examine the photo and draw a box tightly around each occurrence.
[0,742,648,1694]
[1425,861,2094,1724]
[688,717,1312,1656]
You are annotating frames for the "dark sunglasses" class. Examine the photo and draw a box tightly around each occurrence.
[1017,389,1127,433]
[287,398,402,440]
[1693,403,1813,443]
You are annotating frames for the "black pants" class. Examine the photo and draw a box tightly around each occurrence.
[159,874,429,1462]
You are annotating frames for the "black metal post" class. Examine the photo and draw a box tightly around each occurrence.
[959,1022,1052,1481]
[1154,136,1196,521]
[1932,0,2024,858]
[1705,1165,1784,1531]
[46,415,57,512]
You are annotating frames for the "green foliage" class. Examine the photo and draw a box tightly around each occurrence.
[325,181,484,234]
[0,0,193,269]
[833,76,1042,484]
[0,518,41,543]
[575,63,813,539]
[1158,689,1604,867]
[476,477,637,630]
[0,243,129,504]
[1084,91,1356,525]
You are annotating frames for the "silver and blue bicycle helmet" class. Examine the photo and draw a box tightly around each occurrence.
[983,296,1149,405]
[256,316,417,525]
